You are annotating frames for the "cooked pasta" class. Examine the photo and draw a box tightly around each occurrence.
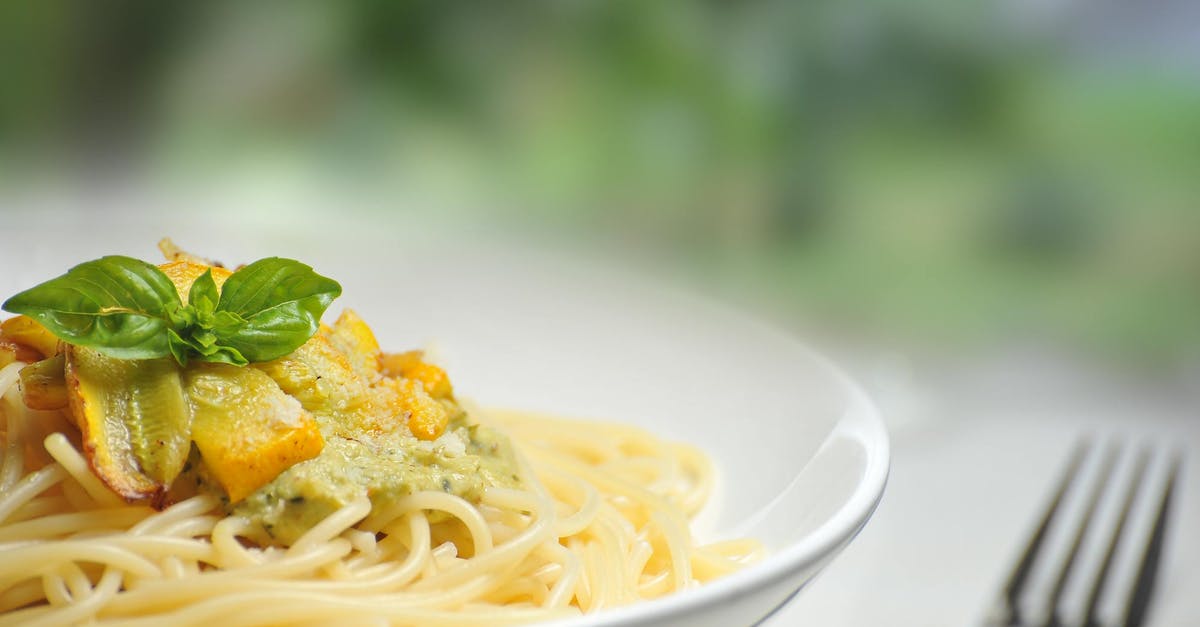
[0,365,762,626]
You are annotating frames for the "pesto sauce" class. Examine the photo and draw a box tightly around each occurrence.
[230,418,521,545]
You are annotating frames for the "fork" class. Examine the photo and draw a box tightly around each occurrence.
[986,438,1184,627]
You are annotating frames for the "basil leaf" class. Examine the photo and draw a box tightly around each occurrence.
[215,257,341,362]
[187,269,220,313]
[167,329,193,366]
[4,254,338,367]
[2,256,180,360]
[192,328,219,349]
[169,269,252,366]
[166,301,197,330]
[210,310,247,337]
[199,346,249,366]
[168,328,248,366]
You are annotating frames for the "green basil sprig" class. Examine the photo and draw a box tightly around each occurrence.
[2,256,342,366]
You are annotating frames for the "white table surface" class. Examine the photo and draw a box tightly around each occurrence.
[769,348,1199,626]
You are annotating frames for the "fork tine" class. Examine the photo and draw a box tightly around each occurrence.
[1044,442,1119,626]
[1121,449,1184,627]
[1080,447,1150,627]
[991,438,1091,626]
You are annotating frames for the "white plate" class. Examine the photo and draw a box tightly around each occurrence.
[0,207,890,627]
[347,245,890,627]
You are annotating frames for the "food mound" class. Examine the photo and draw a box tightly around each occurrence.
[0,241,764,626]
[1,242,521,545]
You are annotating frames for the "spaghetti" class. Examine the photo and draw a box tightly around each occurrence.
[0,362,762,626]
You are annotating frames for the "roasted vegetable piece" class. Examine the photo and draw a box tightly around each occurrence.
[255,333,369,415]
[0,340,26,369]
[382,350,453,399]
[0,315,59,359]
[19,354,69,410]
[327,309,381,381]
[159,237,224,268]
[158,260,232,304]
[65,345,192,500]
[379,377,450,441]
[185,362,324,503]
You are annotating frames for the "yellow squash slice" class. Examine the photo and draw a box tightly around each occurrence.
[185,363,324,503]
[327,309,382,381]
[0,340,33,370]
[64,346,192,502]
[254,332,371,419]
[158,260,232,303]
[0,315,59,359]
[380,377,450,441]
[0,344,12,370]
[19,354,69,410]
[381,350,454,399]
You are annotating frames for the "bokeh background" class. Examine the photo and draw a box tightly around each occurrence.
[1,4,1198,625]
[0,1,1197,370]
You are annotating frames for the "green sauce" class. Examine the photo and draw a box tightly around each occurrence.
[232,415,521,545]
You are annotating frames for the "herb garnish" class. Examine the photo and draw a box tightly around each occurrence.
[1,256,341,366]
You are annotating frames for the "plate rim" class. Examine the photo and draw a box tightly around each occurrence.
[546,335,892,626]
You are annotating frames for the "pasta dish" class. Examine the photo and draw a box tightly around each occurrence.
[0,242,761,626]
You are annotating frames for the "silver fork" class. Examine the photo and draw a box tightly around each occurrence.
[987,438,1185,627]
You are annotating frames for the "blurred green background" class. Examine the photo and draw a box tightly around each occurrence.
[1,1,1197,368]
